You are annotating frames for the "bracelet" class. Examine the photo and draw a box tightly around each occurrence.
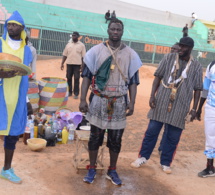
[191,109,196,112]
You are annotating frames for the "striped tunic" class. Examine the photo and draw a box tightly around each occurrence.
[148,53,203,129]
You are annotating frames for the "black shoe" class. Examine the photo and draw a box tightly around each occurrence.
[198,167,215,178]
[69,92,72,97]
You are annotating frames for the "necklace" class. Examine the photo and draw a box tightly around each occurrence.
[161,54,193,112]
[106,41,122,51]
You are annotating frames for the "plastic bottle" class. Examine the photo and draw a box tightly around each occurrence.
[52,113,56,121]
[62,127,69,144]
[23,131,30,145]
[34,126,38,138]
[68,123,75,142]
[49,116,53,129]
[45,124,52,137]
[57,130,62,144]
[52,119,58,134]
[38,121,43,138]
[23,119,30,145]
[29,120,34,138]
[25,118,30,132]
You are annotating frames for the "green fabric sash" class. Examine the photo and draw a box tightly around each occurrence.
[96,55,112,91]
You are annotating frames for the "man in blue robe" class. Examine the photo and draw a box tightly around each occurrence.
[0,11,32,184]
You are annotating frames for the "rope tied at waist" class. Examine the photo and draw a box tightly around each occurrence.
[92,89,123,121]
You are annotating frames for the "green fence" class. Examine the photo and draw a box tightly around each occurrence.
[0,24,214,67]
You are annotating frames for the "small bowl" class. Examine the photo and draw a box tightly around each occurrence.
[79,126,91,131]
[27,138,47,151]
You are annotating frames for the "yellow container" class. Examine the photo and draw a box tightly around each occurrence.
[34,126,38,138]
[62,127,69,144]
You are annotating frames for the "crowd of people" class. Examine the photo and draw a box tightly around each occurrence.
[0,10,214,188]
[105,10,117,23]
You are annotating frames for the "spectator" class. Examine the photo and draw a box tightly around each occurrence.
[170,42,180,53]
[111,10,116,20]
[182,24,188,37]
[61,32,86,99]
[191,12,198,26]
[105,10,111,23]
[25,30,37,80]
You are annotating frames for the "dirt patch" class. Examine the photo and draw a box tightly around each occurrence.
[0,60,211,195]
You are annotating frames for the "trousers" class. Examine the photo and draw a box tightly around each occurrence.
[4,135,19,150]
[139,120,183,166]
[66,64,81,96]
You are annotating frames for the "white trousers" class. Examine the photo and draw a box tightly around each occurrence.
[204,103,215,151]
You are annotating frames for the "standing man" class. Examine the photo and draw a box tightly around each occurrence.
[0,11,32,184]
[196,60,215,177]
[105,10,111,23]
[111,10,116,20]
[79,19,142,185]
[158,42,180,155]
[131,37,202,174]
[26,30,37,80]
[170,42,180,53]
[61,32,86,99]
[182,24,188,37]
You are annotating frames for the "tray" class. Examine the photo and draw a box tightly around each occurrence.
[0,53,22,63]
[0,60,32,76]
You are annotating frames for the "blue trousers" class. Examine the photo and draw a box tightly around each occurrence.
[158,124,167,152]
[139,120,183,166]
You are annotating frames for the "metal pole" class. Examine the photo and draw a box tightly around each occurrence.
[152,33,156,64]
[38,28,43,55]
[37,13,44,55]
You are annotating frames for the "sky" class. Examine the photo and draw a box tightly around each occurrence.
[120,0,215,22]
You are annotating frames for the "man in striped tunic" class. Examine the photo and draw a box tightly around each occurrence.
[131,37,203,174]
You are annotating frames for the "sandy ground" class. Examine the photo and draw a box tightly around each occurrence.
[0,59,213,195]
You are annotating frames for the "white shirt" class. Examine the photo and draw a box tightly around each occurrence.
[7,36,29,102]
[192,13,197,19]
[8,36,21,50]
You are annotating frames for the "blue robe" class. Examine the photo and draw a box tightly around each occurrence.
[0,40,32,135]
